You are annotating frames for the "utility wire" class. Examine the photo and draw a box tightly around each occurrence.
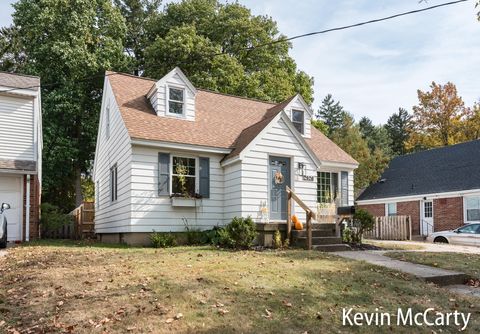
[0,0,469,93]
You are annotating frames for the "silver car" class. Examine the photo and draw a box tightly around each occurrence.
[0,203,10,249]
[427,223,480,246]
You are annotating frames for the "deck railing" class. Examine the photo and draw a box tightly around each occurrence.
[286,186,317,250]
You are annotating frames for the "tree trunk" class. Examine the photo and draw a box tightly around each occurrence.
[75,166,83,207]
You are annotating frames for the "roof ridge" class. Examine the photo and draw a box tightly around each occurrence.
[0,71,40,79]
[393,139,480,160]
[106,70,157,82]
[197,88,277,105]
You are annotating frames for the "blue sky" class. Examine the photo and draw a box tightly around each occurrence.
[1,0,479,124]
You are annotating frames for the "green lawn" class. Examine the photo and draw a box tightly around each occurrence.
[386,251,480,279]
[0,240,479,333]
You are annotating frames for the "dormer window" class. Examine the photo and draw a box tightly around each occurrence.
[292,109,304,134]
[168,87,185,115]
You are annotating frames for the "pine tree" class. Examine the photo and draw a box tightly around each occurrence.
[385,108,412,156]
[316,94,346,137]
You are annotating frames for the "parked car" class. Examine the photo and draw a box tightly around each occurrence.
[0,203,11,249]
[426,223,480,246]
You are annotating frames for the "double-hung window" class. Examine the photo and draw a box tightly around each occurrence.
[110,164,118,202]
[465,196,480,223]
[292,110,304,134]
[172,156,196,196]
[168,87,185,115]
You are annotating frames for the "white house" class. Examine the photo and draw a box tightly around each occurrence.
[0,72,42,242]
[93,68,357,245]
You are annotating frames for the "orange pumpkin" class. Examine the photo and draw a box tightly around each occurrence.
[292,215,303,230]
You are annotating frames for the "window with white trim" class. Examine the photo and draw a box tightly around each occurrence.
[465,196,480,223]
[386,203,397,216]
[292,109,304,134]
[172,156,197,196]
[168,87,185,115]
[110,164,118,202]
[317,172,339,203]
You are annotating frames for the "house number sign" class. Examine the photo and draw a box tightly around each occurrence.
[302,175,314,181]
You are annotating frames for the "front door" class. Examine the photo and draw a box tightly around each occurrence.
[421,200,434,236]
[269,156,291,221]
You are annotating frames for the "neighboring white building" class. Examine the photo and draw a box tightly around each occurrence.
[93,68,357,244]
[0,72,42,242]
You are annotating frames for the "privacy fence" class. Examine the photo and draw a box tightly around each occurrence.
[364,215,412,241]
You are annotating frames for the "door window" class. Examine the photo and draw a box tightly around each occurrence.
[424,201,433,218]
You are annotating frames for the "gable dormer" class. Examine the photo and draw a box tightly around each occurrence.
[284,94,313,139]
[147,67,197,121]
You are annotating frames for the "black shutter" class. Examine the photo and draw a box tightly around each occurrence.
[199,157,210,198]
[158,153,170,196]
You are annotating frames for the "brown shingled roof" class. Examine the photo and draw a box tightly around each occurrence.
[0,72,40,91]
[107,71,357,165]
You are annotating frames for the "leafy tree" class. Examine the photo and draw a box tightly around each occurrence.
[407,82,470,150]
[143,0,313,103]
[113,0,161,75]
[317,94,346,137]
[331,114,389,195]
[311,119,329,136]
[385,108,412,156]
[12,0,128,210]
[0,26,27,72]
[464,103,480,140]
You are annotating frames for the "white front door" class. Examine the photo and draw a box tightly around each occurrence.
[0,176,23,241]
[421,200,434,236]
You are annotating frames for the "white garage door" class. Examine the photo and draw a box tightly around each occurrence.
[0,176,22,241]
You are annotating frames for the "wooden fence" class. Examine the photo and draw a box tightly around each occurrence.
[43,202,95,239]
[364,215,412,241]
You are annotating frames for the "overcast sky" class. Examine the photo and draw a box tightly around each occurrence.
[1,0,479,124]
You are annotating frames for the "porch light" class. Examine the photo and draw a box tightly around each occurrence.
[298,162,306,177]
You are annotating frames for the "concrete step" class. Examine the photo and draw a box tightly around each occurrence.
[293,236,343,246]
[292,229,336,238]
[312,244,352,252]
[311,223,336,231]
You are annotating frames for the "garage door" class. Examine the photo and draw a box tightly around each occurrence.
[0,176,22,241]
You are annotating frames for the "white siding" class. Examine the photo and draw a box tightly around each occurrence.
[150,71,195,121]
[0,94,34,160]
[129,146,225,232]
[223,161,242,222]
[94,79,132,233]
[240,117,318,222]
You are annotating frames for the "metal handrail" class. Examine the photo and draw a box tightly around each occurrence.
[421,218,434,236]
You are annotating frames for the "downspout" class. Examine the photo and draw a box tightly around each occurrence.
[25,175,31,242]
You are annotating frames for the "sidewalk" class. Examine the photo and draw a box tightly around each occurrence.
[334,250,468,286]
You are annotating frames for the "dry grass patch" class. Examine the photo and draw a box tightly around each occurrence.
[0,240,479,333]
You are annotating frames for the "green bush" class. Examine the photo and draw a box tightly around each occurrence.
[218,216,258,249]
[150,231,176,248]
[203,227,223,246]
[344,208,375,244]
[183,218,204,245]
[40,203,72,233]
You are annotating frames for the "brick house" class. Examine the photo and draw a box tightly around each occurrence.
[357,140,480,237]
[0,72,42,242]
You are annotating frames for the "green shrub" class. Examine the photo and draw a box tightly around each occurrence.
[218,216,258,249]
[273,230,282,249]
[150,231,176,248]
[203,227,223,245]
[40,203,72,233]
[343,208,375,244]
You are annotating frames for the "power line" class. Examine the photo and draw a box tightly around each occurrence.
[0,0,470,93]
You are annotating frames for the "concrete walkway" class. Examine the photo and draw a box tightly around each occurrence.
[334,251,468,286]
[365,239,480,254]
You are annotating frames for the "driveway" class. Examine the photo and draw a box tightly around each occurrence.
[366,239,480,254]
